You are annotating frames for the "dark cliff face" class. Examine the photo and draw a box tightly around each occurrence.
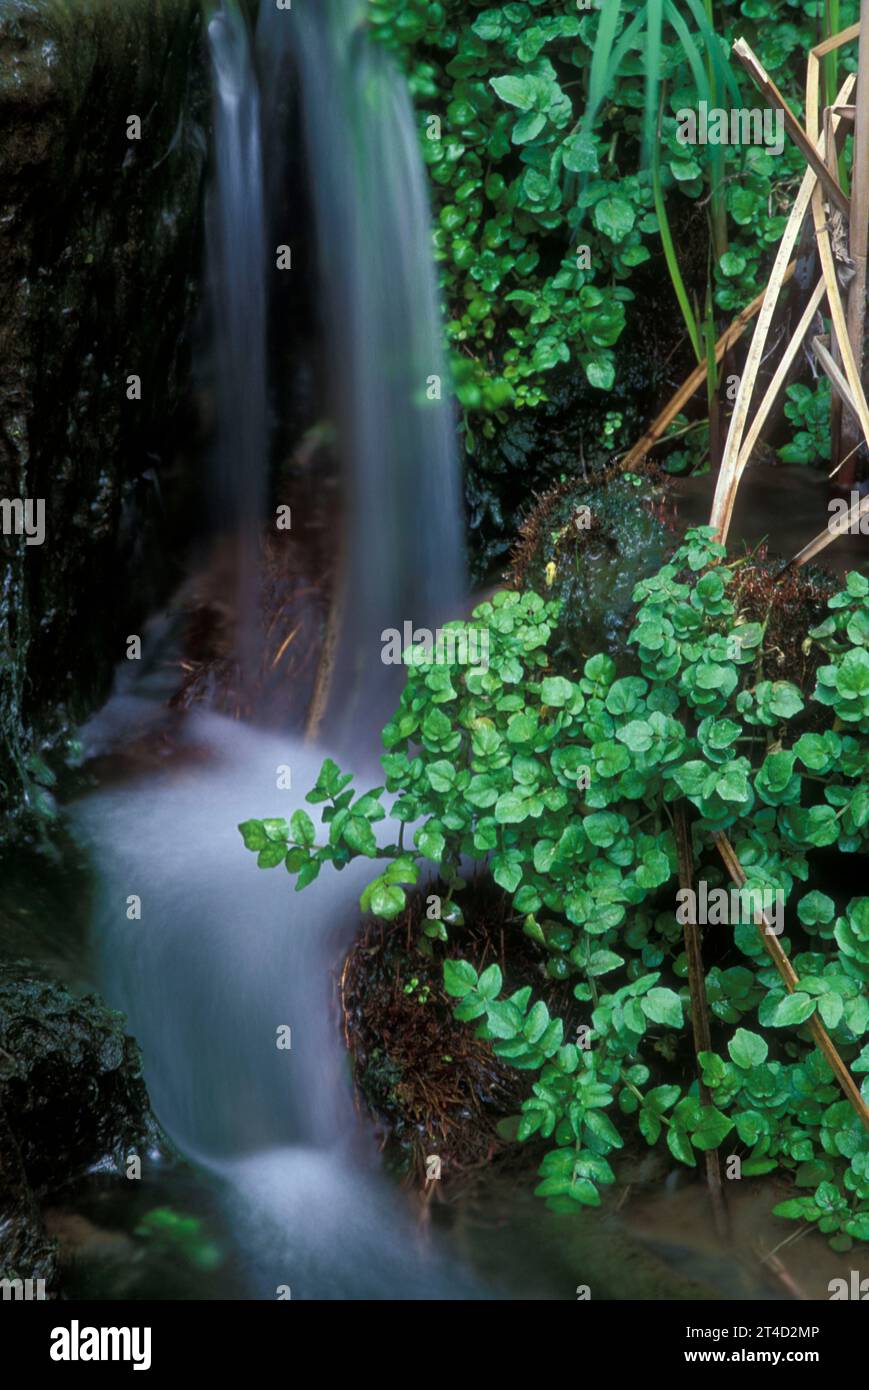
[0,0,208,830]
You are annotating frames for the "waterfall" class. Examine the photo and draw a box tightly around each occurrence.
[70,1,476,1298]
[205,1,267,531]
[204,0,465,734]
[204,0,268,684]
[258,0,466,745]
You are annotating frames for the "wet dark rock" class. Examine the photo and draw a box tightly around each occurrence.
[0,1115,56,1285]
[508,472,675,670]
[0,959,156,1289]
[0,0,207,831]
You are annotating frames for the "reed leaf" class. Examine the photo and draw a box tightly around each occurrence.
[652,138,703,363]
[643,0,664,166]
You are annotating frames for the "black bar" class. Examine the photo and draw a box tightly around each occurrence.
[1,1296,864,1374]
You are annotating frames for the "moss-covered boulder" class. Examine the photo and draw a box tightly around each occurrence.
[0,959,156,1288]
[0,0,207,830]
[509,472,675,669]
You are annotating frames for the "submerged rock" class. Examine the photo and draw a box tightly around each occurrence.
[0,0,207,830]
[0,959,156,1289]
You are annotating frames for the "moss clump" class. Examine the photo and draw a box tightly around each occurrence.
[508,472,839,710]
[508,470,674,671]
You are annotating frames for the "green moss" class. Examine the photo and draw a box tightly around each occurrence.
[509,472,673,670]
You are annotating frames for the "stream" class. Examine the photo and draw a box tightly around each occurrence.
[2,0,863,1305]
[70,706,481,1299]
[65,0,474,1303]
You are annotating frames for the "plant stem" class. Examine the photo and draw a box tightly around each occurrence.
[838,0,869,486]
[702,0,728,258]
[714,830,869,1135]
[674,803,729,1240]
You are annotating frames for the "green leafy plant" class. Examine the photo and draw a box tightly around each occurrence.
[660,411,710,474]
[240,531,869,1242]
[778,379,833,466]
[404,975,433,1003]
[367,0,857,449]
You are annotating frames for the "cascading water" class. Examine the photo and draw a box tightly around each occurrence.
[258,0,466,746]
[205,1,267,533]
[70,2,476,1298]
[73,712,478,1298]
[204,0,268,682]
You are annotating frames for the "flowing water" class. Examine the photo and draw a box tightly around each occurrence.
[67,0,473,1300]
[205,0,268,670]
[72,710,477,1298]
[258,0,466,747]
[205,2,267,531]
[51,6,858,1302]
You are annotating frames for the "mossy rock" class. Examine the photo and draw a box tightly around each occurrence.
[467,364,654,578]
[508,471,840,697]
[509,471,674,671]
[0,957,159,1288]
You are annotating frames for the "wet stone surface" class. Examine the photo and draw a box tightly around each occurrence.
[0,958,158,1288]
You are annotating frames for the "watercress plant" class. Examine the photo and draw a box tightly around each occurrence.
[240,528,869,1243]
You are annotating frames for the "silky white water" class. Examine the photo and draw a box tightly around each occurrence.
[205,1,267,531]
[72,707,480,1298]
[69,0,476,1300]
[257,0,466,748]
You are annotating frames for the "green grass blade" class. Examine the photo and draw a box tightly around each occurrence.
[680,0,742,108]
[585,0,624,129]
[652,141,703,363]
[663,0,711,112]
[644,0,664,165]
[704,278,718,401]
